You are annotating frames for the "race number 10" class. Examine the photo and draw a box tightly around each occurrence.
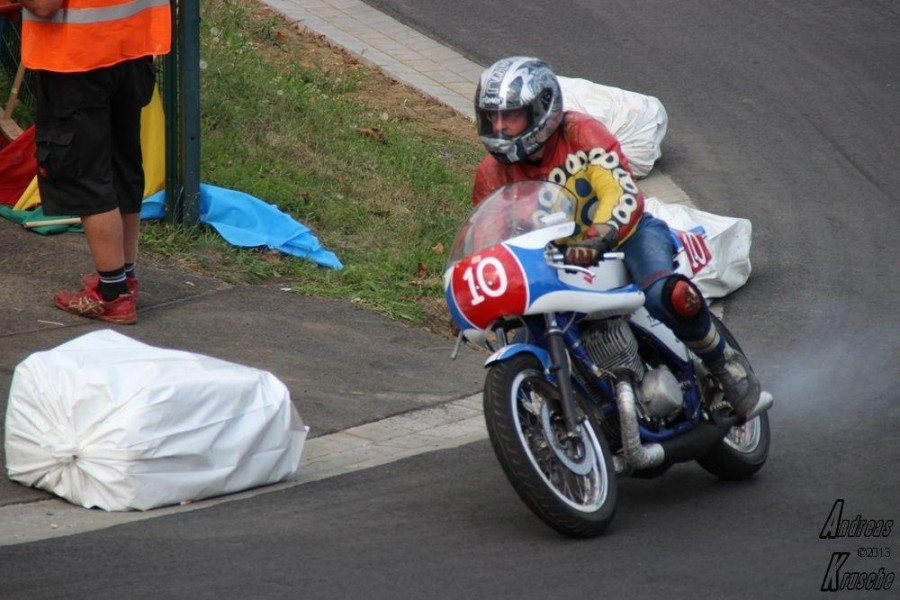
[678,230,712,274]
[461,257,508,306]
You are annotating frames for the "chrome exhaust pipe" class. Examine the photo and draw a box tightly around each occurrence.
[613,378,664,473]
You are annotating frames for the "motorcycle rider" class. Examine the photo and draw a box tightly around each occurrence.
[471,56,761,419]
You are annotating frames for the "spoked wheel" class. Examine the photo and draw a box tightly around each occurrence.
[696,315,771,480]
[696,411,770,480]
[483,354,617,538]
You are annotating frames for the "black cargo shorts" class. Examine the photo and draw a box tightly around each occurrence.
[34,56,156,217]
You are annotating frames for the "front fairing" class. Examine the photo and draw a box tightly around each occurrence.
[443,181,643,337]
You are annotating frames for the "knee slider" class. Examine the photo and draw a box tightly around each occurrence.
[661,275,704,320]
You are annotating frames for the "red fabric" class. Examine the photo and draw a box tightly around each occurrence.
[0,1,21,16]
[0,125,36,205]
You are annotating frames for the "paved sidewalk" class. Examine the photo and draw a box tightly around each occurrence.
[265,0,481,120]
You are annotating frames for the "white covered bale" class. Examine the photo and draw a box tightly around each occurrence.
[558,76,668,178]
[4,329,308,511]
[645,196,753,299]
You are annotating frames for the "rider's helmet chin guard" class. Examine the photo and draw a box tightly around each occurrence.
[474,56,564,164]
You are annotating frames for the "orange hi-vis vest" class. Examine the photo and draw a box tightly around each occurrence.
[21,0,171,73]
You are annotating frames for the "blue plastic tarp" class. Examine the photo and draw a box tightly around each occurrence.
[141,184,342,270]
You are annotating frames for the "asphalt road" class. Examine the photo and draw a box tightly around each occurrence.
[2,1,898,598]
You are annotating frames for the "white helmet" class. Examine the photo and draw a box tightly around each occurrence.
[474,56,563,164]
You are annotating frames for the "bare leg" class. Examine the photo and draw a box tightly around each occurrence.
[81,208,125,271]
[122,211,141,265]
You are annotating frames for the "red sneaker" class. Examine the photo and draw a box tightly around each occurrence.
[80,273,139,299]
[53,287,138,324]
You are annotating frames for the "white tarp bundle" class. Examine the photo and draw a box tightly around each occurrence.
[645,196,753,299]
[556,78,749,296]
[4,329,308,511]
[558,76,668,178]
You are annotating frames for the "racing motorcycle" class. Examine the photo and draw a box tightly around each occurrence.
[443,180,773,538]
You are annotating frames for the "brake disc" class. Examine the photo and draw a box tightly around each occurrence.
[540,400,595,476]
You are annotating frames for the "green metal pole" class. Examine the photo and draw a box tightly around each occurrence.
[163,0,180,223]
[178,0,201,226]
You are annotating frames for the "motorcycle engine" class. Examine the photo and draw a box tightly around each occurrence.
[581,318,685,423]
[636,365,684,422]
[581,318,645,379]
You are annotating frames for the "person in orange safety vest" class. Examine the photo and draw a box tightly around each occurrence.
[17,0,171,324]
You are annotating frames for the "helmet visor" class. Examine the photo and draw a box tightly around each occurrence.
[476,107,533,139]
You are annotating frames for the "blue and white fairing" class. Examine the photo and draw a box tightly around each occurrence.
[443,181,645,345]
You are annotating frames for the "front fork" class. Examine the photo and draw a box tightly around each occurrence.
[479,312,587,437]
[544,313,582,436]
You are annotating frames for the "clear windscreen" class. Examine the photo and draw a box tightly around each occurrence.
[447,181,576,265]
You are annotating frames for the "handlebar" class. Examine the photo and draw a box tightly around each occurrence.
[545,250,625,276]
[546,261,594,277]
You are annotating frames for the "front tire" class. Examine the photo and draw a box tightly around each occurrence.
[483,354,617,538]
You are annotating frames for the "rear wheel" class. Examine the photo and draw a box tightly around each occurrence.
[696,412,770,480]
[483,354,617,537]
[696,315,771,480]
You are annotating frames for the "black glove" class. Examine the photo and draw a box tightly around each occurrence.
[564,224,618,267]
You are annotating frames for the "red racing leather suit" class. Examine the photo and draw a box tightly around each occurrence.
[472,111,645,246]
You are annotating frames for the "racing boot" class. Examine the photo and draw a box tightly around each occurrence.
[687,322,761,418]
[704,343,761,418]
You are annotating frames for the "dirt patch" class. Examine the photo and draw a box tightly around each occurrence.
[417,294,453,338]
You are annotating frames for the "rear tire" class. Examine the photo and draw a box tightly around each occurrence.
[696,412,771,480]
[483,354,617,538]
[696,315,771,480]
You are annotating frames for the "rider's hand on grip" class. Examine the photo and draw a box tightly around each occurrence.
[564,223,617,267]
[564,239,609,266]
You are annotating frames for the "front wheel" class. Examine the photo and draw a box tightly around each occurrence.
[483,354,617,538]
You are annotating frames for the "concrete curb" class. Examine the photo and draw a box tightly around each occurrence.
[0,393,486,547]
